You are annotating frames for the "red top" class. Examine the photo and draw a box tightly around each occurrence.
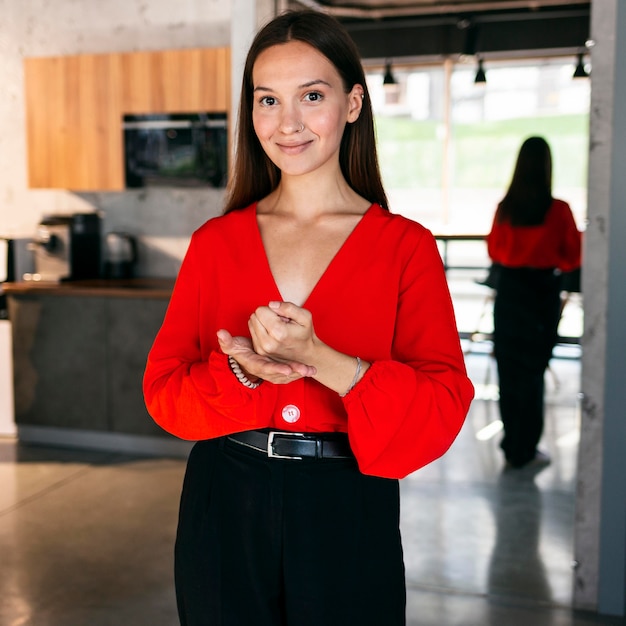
[487,198,582,272]
[143,203,474,479]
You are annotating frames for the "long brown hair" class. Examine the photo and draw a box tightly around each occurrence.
[223,9,388,214]
[496,136,553,226]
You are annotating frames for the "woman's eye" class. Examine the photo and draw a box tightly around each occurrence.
[304,91,323,102]
[259,96,276,106]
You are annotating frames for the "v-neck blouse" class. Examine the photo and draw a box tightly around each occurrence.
[253,202,371,308]
[143,203,474,479]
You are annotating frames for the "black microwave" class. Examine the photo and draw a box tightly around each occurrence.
[122,112,228,189]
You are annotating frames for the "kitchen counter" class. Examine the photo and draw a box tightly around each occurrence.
[2,277,174,299]
[4,277,189,456]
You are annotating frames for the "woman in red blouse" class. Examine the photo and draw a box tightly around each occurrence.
[144,9,473,625]
[487,136,581,470]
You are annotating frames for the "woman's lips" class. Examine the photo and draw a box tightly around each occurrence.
[276,140,312,155]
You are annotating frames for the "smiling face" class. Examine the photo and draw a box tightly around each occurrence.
[251,40,364,179]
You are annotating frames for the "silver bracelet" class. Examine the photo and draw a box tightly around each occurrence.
[340,356,362,397]
[228,356,262,389]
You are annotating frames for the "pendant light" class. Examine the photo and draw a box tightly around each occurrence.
[383,61,397,86]
[474,57,486,84]
[573,53,590,78]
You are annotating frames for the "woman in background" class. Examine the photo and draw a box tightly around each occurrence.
[144,9,473,625]
[487,136,581,470]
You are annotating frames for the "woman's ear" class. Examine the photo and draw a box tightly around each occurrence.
[347,84,365,123]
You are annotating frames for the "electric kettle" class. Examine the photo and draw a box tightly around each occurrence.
[104,232,137,279]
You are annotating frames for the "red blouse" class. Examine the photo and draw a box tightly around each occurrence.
[487,199,582,272]
[143,203,474,479]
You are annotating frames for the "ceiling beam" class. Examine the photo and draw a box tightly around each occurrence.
[290,0,589,20]
[335,7,591,60]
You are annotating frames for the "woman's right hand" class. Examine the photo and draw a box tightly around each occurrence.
[216,329,317,385]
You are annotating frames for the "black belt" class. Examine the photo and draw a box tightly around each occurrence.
[226,429,353,460]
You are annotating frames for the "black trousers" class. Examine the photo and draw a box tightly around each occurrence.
[492,267,562,467]
[175,436,406,625]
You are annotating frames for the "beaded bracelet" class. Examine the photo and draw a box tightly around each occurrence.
[339,356,362,397]
[228,356,262,389]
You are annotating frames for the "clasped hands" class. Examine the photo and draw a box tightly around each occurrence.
[217,301,318,385]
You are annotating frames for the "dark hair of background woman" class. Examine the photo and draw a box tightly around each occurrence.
[223,9,389,213]
[496,136,553,226]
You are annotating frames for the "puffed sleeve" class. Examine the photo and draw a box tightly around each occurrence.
[556,201,582,272]
[486,212,505,264]
[143,231,278,441]
[342,231,474,479]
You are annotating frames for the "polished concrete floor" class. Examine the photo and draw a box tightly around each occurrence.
[1,343,624,625]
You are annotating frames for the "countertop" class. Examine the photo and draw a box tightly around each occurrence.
[1,278,175,299]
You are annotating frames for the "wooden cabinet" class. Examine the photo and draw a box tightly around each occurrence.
[120,48,230,114]
[24,54,123,190]
[24,47,230,191]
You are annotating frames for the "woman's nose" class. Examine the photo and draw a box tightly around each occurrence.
[279,108,303,134]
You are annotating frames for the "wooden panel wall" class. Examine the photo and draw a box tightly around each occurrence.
[24,47,230,191]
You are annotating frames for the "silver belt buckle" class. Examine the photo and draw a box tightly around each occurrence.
[267,431,304,460]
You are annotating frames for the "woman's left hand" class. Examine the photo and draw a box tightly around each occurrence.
[249,301,318,365]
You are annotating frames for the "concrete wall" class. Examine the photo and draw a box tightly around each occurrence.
[0,0,233,277]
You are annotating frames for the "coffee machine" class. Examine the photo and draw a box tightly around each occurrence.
[27,213,101,282]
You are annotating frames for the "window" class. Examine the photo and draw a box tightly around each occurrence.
[367,57,590,234]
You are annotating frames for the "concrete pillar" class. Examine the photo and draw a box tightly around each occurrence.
[574,0,626,617]
[230,0,256,141]
[230,0,281,155]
